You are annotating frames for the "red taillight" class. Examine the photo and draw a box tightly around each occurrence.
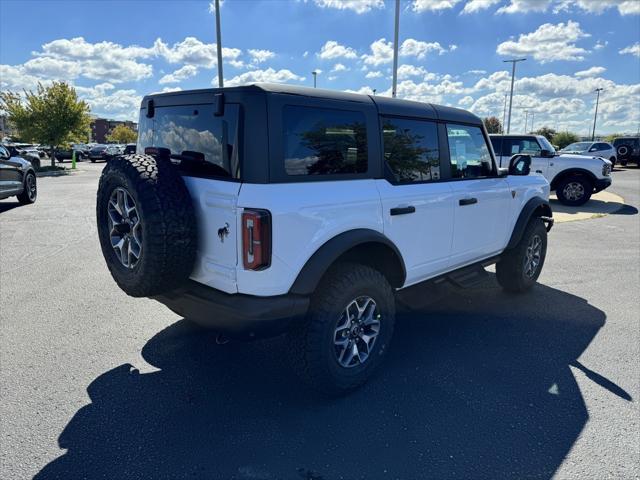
[242,209,271,270]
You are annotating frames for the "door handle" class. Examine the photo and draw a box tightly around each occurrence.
[535,170,543,173]
[390,206,416,216]
[459,198,478,206]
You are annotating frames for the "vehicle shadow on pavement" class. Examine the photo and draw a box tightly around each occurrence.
[35,279,631,480]
[550,198,638,216]
[0,201,22,214]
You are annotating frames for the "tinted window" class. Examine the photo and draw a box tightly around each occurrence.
[283,105,367,176]
[593,143,609,151]
[0,145,9,158]
[447,124,494,179]
[382,117,440,183]
[138,103,240,179]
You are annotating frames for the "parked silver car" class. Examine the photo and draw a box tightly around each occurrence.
[560,141,617,166]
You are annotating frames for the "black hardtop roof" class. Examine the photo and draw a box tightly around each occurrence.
[489,133,545,137]
[142,83,481,124]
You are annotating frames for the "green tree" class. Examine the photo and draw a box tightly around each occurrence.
[0,81,90,167]
[535,126,556,142]
[552,131,580,149]
[483,116,502,134]
[107,124,138,144]
[604,133,624,143]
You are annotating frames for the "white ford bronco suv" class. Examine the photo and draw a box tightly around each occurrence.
[97,84,553,394]
[490,134,612,206]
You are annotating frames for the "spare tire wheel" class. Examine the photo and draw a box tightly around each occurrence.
[617,145,629,159]
[96,154,197,297]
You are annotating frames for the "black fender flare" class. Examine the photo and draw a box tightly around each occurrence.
[507,197,553,249]
[550,168,597,191]
[289,229,407,296]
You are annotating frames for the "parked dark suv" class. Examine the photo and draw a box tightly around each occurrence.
[613,137,640,167]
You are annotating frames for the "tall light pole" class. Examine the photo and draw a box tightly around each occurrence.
[214,0,224,87]
[312,71,318,88]
[503,58,526,133]
[592,88,604,141]
[391,0,400,98]
[501,94,508,133]
[523,109,530,133]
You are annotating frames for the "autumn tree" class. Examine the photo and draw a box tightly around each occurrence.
[107,124,138,144]
[483,116,502,134]
[0,82,90,167]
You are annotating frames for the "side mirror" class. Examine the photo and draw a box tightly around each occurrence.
[509,154,531,176]
[540,149,554,158]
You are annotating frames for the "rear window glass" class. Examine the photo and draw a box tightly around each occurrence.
[137,103,240,179]
[283,105,368,176]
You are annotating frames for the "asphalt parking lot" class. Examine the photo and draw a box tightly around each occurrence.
[1,162,639,480]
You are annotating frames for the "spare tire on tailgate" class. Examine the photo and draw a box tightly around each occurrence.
[96,154,197,297]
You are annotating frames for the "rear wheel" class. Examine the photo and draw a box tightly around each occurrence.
[288,263,395,395]
[497,217,547,293]
[556,175,592,206]
[16,172,37,205]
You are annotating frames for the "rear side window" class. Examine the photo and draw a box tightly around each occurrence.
[283,105,368,176]
[382,117,440,183]
[446,124,494,179]
[137,103,240,179]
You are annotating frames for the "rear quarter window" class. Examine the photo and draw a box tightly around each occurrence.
[282,105,368,176]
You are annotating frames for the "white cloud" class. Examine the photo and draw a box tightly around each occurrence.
[331,63,349,72]
[225,67,305,86]
[411,0,463,12]
[461,0,501,13]
[303,51,309,58]
[497,21,590,63]
[158,65,199,84]
[75,83,142,121]
[619,42,640,57]
[318,40,358,60]
[400,39,448,58]
[574,66,606,78]
[458,95,475,107]
[466,69,487,75]
[313,0,384,14]
[362,38,394,65]
[248,49,275,63]
[396,64,440,81]
[365,70,383,78]
[0,64,46,91]
[497,0,640,15]
[153,37,241,68]
[593,40,608,50]
[32,36,154,83]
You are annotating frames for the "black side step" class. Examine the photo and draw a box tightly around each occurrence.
[445,264,489,289]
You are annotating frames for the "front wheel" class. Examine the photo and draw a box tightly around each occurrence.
[556,176,592,206]
[287,263,396,395]
[496,217,547,293]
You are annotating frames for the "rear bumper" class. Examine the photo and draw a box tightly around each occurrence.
[594,177,612,193]
[153,281,310,339]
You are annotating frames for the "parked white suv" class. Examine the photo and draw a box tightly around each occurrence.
[97,85,554,394]
[490,134,612,206]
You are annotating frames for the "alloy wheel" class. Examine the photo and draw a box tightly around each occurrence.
[26,174,37,201]
[333,296,381,368]
[562,181,585,202]
[523,234,542,279]
[107,187,142,268]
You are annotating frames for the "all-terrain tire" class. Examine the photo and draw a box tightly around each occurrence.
[496,217,547,293]
[556,175,593,206]
[96,154,197,297]
[287,262,396,396]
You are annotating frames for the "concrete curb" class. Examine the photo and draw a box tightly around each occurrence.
[552,191,627,224]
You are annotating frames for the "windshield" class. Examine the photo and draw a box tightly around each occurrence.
[562,142,591,151]
[137,102,240,179]
[537,136,556,154]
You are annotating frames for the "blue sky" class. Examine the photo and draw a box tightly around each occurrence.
[1,0,639,134]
